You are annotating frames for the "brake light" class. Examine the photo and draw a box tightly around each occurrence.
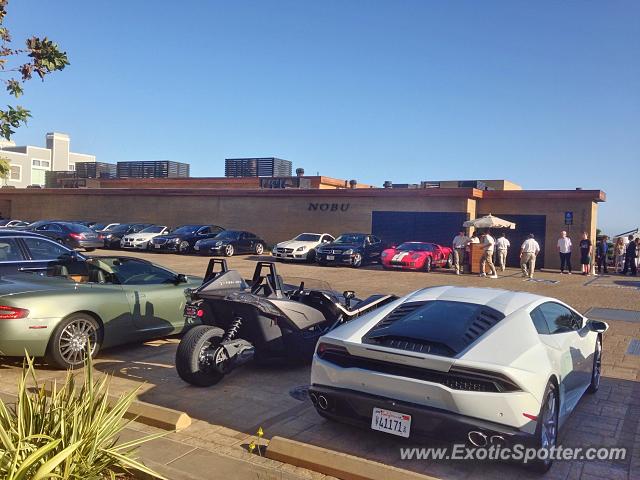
[523,413,538,421]
[0,305,30,319]
[69,233,85,240]
[196,309,204,318]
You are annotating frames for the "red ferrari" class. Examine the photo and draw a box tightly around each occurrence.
[381,242,453,272]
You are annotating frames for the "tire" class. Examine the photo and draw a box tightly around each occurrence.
[47,313,102,369]
[424,257,433,272]
[351,253,363,268]
[224,244,235,257]
[178,241,191,254]
[175,325,226,387]
[529,381,559,473]
[587,336,602,394]
[255,243,264,255]
[446,253,453,269]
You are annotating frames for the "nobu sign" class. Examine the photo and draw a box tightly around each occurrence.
[308,203,350,212]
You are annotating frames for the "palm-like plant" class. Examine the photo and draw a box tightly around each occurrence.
[0,353,166,479]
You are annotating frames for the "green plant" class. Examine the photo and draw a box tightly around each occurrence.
[0,0,69,140]
[0,353,166,479]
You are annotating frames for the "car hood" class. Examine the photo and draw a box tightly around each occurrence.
[321,243,361,250]
[154,233,192,241]
[197,238,231,246]
[276,239,318,249]
[0,274,82,296]
[384,248,428,256]
[124,232,161,240]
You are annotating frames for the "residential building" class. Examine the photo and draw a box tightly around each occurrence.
[0,132,95,188]
[225,157,292,177]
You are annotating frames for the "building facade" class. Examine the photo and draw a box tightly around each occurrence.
[225,157,292,177]
[0,132,95,188]
[0,185,604,270]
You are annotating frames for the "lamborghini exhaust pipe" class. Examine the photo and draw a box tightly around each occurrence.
[468,431,487,447]
[317,395,329,410]
[490,435,506,446]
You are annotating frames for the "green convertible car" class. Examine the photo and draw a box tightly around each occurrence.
[0,256,201,369]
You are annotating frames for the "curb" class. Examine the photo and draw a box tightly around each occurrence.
[266,436,436,480]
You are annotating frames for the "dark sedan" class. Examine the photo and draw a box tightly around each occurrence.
[0,230,83,274]
[97,223,153,249]
[26,222,103,251]
[315,233,384,268]
[193,230,266,256]
[150,224,225,253]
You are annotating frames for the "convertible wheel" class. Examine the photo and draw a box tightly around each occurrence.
[224,244,235,257]
[178,241,191,254]
[47,314,102,369]
[351,253,363,268]
[424,257,433,272]
[446,253,453,269]
[588,337,602,393]
[529,382,558,472]
[255,243,264,255]
[176,325,226,387]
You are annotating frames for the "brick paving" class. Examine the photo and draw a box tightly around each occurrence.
[0,251,638,479]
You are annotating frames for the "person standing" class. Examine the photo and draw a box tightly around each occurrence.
[520,233,541,278]
[495,232,510,272]
[557,231,572,274]
[579,232,593,275]
[451,230,469,275]
[614,237,626,273]
[622,235,637,275]
[479,231,498,278]
[596,236,609,274]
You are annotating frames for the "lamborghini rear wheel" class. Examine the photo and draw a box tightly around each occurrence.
[529,381,558,472]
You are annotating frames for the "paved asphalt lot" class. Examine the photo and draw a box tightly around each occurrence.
[1,250,639,479]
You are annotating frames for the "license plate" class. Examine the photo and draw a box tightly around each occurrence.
[154,244,161,249]
[371,408,411,438]
[326,255,335,260]
[184,304,199,319]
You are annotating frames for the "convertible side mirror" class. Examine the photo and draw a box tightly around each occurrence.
[587,319,608,333]
[175,274,188,284]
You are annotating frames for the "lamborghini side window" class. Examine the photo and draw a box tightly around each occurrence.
[538,302,577,334]
[530,307,550,335]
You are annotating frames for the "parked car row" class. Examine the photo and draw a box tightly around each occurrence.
[1,219,454,271]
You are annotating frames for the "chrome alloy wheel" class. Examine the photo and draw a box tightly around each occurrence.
[58,318,98,366]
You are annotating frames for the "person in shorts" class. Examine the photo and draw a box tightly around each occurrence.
[579,232,593,275]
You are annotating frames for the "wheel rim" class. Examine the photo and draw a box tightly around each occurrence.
[179,241,190,252]
[426,258,432,271]
[198,341,227,373]
[256,244,264,254]
[58,318,98,366]
[593,339,602,389]
[540,391,557,453]
[225,245,234,256]
[353,254,362,266]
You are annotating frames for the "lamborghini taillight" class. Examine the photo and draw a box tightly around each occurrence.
[0,305,30,320]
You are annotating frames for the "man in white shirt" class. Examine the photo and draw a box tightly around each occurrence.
[480,231,498,278]
[557,231,572,274]
[495,232,510,272]
[520,233,541,278]
[451,230,469,275]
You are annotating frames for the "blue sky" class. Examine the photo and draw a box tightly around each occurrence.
[5,1,639,234]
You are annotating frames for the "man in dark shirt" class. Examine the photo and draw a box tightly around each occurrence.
[621,235,637,276]
[596,237,609,274]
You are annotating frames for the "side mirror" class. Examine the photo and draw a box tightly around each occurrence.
[175,274,188,284]
[587,319,608,333]
[343,290,356,300]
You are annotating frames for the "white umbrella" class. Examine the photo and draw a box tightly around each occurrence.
[463,213,516,229]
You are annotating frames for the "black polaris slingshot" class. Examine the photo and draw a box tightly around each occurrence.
[175,259,396,387]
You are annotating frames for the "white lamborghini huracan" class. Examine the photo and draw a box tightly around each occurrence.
[309,286,606,471]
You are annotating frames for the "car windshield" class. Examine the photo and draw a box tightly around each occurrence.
[284,276,334,293]
[86,257,178,284]
[397,242,433,252]
[214,231,240,240]
[294,234,321,242]
[334,234,366,244]
[140,226,166,234]
[110,224,133,233]
[172,225,200,235]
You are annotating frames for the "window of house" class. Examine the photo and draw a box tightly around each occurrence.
[69,163,75,171]
[31,168,46,185]
[9,165,21,181]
